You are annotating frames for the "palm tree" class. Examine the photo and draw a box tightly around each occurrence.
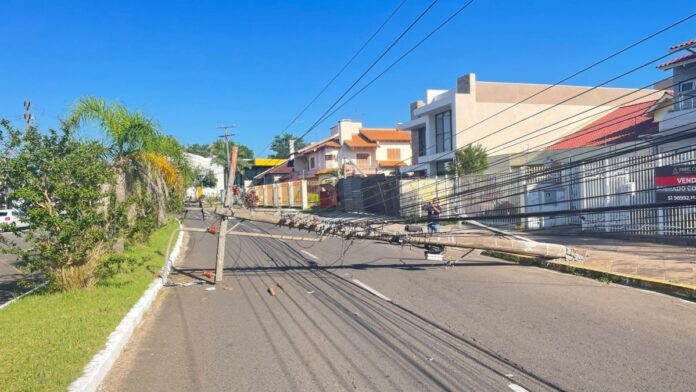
[64,96,185,225]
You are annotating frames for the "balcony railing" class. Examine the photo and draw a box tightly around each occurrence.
[675,93,696,111]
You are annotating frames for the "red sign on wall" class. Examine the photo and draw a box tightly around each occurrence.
[655,165,696,202]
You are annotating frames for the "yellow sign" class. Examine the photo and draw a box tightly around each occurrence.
[254,158,285,167]
[196,186,203,200]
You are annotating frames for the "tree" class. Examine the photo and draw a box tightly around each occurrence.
[185,143,211,156]
[64,96,186,226]
[199,169,217,188]
[447,144,488,175]
[0,120,122,290]
[210,140,254,172]
[270,132,306,159]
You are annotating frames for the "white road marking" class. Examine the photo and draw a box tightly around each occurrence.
[508,383,529,392]
[301,250,319,260]
[228,222,241,232]
[352,279,392,302]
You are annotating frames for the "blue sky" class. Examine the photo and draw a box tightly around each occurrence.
[1,0,694,156]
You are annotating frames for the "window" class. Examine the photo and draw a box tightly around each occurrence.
[436,160,450,176]
[356,153,370,169]
[310,157,315,169]
[387,148,400,160]
[435,110,452,153]
[325,154,335,161]
[416,127,426,156]
[678,79,695,110]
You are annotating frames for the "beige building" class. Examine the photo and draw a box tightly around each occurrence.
[398,73,662,175]
[291,119,412,178]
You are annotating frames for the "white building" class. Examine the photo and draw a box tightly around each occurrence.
[398,73,662,175]
[184,153,225,200]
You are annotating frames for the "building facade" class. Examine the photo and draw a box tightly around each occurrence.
[398,73,662,175]
[656,38,696,152]
[290,119,412,179]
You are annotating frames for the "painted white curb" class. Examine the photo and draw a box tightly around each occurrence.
[68,224,184,392]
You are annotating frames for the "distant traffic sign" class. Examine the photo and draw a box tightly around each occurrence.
[655,165,696,202]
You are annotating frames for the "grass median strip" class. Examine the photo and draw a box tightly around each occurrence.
[0,220,178,392]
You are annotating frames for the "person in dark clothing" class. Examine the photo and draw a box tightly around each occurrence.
[425,197,441,234]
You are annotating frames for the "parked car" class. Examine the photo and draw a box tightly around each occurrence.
[0,209,29,230]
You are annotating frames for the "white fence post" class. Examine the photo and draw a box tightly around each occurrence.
[273,183,279,207]
[287,181,294,208]
[301,180,309,210]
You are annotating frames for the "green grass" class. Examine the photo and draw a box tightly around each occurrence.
[0,220,178,392]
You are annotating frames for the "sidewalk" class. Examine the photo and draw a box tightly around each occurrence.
[282,209,696,293]
[515,232,696,287]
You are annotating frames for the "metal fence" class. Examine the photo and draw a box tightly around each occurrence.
[579,149,696,237]
[394,148,696,238]
[399,172,523,228]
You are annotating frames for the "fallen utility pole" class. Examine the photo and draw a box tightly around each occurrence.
[227,209,583,261]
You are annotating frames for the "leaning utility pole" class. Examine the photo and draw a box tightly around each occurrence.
[216,124,235,207]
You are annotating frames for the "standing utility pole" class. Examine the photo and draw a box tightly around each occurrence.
[23,100,32,131]
[216,125,236,207]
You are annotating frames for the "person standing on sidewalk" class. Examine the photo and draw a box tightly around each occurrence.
[425,198,441,234]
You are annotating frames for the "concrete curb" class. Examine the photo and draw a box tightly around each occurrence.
[68,224,184,392]
[481,250,696,300]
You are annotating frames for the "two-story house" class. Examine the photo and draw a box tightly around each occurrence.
[398,73,662,175]
[656,38,696,152]
[290,119,412,179]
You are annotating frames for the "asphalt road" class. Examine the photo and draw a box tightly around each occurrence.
[0,233,34,304]
[102,212,696,392]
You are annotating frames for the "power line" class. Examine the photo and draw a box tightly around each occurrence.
[321,11,695,178]
[298,0,477,142]
[278,0,408,135]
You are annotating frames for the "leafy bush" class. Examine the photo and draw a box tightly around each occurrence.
[0,120,123,290]
[447,144,488,175]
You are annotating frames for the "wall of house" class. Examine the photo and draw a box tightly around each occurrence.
[659,64,696,131]
[331,119,363,144]
[300,147,339,172]
[184,153,225,197]
[339,146,377,175]
[403,73,661,175]
[455,78,661,157]
[673,63,696,89]
[374,141,412,165]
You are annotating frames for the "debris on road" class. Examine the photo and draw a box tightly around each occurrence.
[166,280,205,287]
[202,270,214,279]
[205,287,216,291]
[267,287,276,296]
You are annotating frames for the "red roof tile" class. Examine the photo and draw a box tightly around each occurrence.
[360,129,412,142]
[265,161,294,175]
[670,38,696,52]
[658,52,696,70]
[344,134,378,148]
[378,160,406,167]
[296,137,340,154]
[547,101,658,150]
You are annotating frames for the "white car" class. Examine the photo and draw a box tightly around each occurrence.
[0,209,29,229]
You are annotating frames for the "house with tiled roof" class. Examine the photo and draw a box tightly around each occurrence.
[288,119,412,179]
[657,37,696,144]
[251,159,294,184]
[546,100,663,150]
